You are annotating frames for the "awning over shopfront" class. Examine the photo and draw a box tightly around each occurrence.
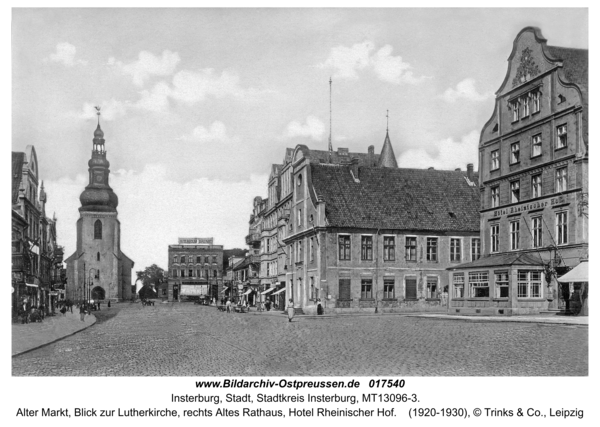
[26,278,41,287]
[221,286,229,293]
[241,289,252,296]
[558,261,588,283]
[261,288,275,295]
[271,288,285,295]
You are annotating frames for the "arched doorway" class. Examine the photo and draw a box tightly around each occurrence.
[92,286,106,301]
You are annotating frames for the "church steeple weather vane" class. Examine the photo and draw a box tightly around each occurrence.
[386,109,389,132]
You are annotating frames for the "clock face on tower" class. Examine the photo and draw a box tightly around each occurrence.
[95,173,103,183]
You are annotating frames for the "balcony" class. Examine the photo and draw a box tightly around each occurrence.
[245,233,261,245]
[249,255,261,264]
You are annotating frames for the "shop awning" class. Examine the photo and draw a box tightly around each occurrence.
[558,261,588,283]
[241,289,252,296]
[220,287,229,293]
[271,288,286,295]
[261,288,276,295]
[26,277,41,287]
[26,282,38,288]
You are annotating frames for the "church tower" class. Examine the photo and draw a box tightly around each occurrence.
[66,112,134,302]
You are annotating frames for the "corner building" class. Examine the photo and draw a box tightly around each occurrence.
[448,27,588,315]
[167,238,223,302]
[66,123,134,302]
[282,133,480,314]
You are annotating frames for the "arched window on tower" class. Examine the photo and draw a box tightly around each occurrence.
[94,220,102,240]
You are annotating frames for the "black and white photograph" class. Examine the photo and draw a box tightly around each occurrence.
[7,4,593,425]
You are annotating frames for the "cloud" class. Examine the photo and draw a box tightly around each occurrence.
[284,116,325,141]
[44,165,268,280]
[135,82,172,112]
[318,41,428,84]
[442,78,492,103]
[169,69,250,103]
[77,99,128,121]
[46,42,87,67]
[178,121,241,143]
[111,50,181,87]
[397,130,479,170]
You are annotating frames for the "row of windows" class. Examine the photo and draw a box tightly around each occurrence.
[334,276,442,300]
[490,211,567,253]
[490,166,567,208]
[171,269,219,278]
[510,90,541,122]
[491,124,568,171]
[453,270,542,298]
[172,255,218,264]
[337,235,482,263]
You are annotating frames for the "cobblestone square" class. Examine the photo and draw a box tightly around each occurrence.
[12,303,588,376]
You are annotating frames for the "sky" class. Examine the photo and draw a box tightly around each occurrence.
[11,8,589,277]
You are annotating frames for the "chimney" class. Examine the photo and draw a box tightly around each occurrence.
[467,163,474,181]
[350,157,360,182]
[368,145,375,166]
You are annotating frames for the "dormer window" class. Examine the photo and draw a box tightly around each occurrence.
[558,94,566,104]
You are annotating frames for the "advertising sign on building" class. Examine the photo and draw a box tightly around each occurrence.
[178,237,214,245]
[180,284,209,296]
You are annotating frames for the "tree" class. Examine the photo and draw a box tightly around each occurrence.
[136,264,165,288]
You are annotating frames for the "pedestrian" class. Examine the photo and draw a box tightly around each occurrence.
[79,304,86,322]
[287,299,294,322]
[317,298,323,315]
[108,300,111,309]
[97,301,101,311]
[226,298,231,313]
[60,305,67,316]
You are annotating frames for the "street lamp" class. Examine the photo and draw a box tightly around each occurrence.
[89,268,97,305]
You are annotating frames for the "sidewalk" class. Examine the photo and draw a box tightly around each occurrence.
[12,310,97,357]
[242,307,588,326]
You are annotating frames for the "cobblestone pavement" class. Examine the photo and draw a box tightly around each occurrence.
[12,302,588,376]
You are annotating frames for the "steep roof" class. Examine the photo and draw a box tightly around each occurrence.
[12,152,25,204]
[307,149,380,167]
[377,131,398,168]
[546,45,588,148]
[310,164,480,232]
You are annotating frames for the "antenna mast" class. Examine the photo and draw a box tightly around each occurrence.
[328,77,333,162]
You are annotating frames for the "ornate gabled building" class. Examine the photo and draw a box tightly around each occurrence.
[65,120,134,303]
[448,27,588,316]
[12,146,63,317]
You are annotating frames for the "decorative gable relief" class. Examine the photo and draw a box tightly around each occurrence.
[512,47,541,87]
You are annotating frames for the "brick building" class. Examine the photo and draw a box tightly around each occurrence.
[279,132,480,314]
[167,238,223,302]
[448,27,588,316]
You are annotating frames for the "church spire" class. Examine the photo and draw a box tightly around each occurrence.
[377,110,399,168]
[79,111,119,212]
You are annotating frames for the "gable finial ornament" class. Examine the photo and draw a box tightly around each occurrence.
[512,47,540,87]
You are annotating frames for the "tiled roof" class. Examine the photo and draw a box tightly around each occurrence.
[310,164,480,232]
[307,149,380,167]
[546,45,588,147]
[12,152,24,204]
[447,252,545,271]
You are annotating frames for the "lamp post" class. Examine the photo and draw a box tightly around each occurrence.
[89,268,97,305]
